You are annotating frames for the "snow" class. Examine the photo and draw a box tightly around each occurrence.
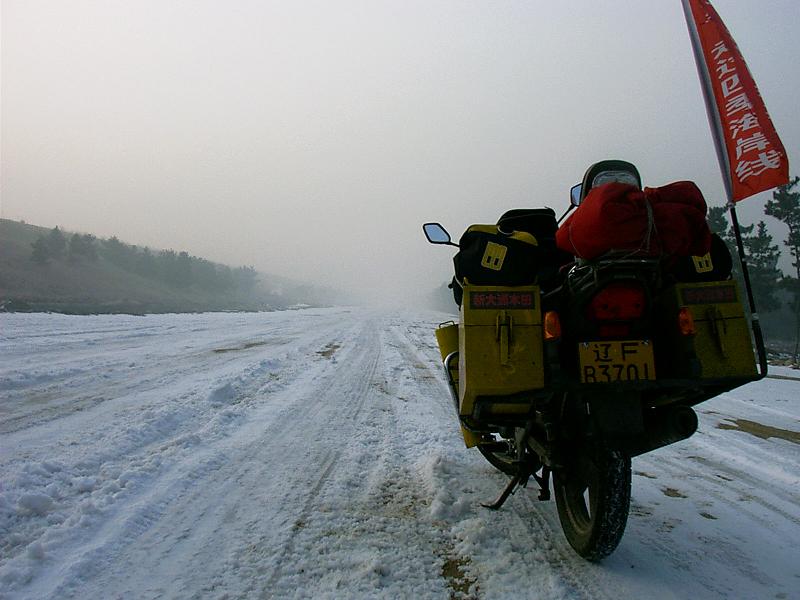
[1,310,798,599]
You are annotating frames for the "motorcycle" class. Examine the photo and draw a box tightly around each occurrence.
[423,160,764,560]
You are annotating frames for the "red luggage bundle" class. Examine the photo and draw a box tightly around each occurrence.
[556,181,712,259]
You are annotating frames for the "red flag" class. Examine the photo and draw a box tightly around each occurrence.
[682,0,789,202]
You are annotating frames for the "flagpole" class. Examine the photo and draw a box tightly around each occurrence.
[681,0,768,376]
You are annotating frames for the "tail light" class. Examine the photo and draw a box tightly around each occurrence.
[586,282,646,321]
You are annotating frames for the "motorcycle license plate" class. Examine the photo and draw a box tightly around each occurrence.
[578,340,655,383]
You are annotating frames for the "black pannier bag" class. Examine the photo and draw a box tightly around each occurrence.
[450,208,558,305]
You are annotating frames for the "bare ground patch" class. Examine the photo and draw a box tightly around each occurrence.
[317,343,341,359]
[717,419,800,445]
[440,553,478,600]
[662,487,688,499]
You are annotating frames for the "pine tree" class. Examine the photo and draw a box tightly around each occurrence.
[101,236,142,270]
[67,233,98,261]
[67,234,81,262]
[765,176,800,362]
[707,206,729,238]
[743,222,782,312]
[175,251,193,287]
[135,247,157,278]
[46,227,66,259]
[82,234,98,260]
[31,236,51,265]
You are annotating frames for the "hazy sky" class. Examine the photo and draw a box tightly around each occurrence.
[2,0,798,305]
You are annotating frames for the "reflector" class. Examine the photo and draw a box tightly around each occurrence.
[678,307,697,336]
[544,311,562,340]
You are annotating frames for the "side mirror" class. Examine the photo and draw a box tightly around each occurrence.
[423,222,457,246]
[570,183,583,207]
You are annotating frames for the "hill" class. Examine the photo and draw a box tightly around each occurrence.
[0,219,321,313]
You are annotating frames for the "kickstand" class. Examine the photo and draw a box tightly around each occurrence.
[533,466,551,501]
[481,471,531,511]
[481,466,551,510]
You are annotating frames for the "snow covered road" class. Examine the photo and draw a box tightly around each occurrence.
[1,310,798,599]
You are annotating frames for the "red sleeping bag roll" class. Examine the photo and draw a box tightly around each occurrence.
[556,181,712,259]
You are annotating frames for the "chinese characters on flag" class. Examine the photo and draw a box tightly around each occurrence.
[683,0,789,202]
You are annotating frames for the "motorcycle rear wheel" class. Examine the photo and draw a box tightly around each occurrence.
[553,446,631,561]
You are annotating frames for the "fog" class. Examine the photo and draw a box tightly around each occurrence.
[2,0,798,306]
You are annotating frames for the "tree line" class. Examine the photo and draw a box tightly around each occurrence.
[30,228,257,295]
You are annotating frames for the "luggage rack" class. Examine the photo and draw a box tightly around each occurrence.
[566,257,663,295]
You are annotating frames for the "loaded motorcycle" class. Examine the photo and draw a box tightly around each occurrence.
[423,160,765,560]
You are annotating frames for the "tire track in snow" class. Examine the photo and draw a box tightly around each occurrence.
[262,451,339,590]
[264,321,460,599]
[193,318,383,598]
[261,322,382,592]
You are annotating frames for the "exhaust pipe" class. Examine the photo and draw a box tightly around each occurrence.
[627,405,698,457]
